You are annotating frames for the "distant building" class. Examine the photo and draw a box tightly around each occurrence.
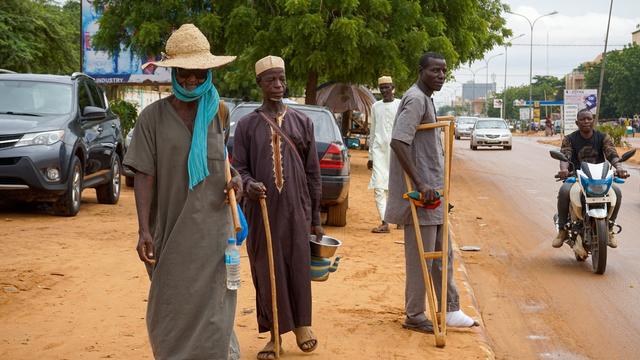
[566,26,639,90]
[565,71,585,90]
[462,81,496,101]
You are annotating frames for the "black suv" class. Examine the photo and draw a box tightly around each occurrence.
[228,103,350,226]
[0,73,124,215]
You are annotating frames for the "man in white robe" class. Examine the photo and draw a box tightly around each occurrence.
[368,76,401,233]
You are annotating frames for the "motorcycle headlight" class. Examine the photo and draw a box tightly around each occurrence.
[580,175,612,196]
[15,130,65,147]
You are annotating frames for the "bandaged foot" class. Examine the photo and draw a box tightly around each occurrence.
[445,310,479,327]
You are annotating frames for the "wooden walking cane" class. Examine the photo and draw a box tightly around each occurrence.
[224,157,242,232]
[404,119,454,348]
[259,197,280,358]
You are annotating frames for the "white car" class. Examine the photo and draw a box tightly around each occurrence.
[454,116,478,139]
[470,118,512,150]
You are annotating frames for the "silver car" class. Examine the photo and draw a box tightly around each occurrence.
[470,118,512,150]
[454,116,478,139]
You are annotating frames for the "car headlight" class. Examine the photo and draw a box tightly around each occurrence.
[15,130,65,147]
[501,134,511,138]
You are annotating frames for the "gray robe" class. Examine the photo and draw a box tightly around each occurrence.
[124,97,238,359]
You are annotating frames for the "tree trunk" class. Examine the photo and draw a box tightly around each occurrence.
[305,71,318,105]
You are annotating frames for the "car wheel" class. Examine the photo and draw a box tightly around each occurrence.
[455,135,460,140]
[504,146,512,150]
[54,155,82,216]
[470,144,477,150]
[125,176,134,187]
[326,196,348,227]
[96,153,121,204]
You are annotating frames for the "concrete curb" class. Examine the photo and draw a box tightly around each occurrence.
[451,228,496,360]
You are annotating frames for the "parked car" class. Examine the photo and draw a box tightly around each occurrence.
[228,103,351,226]
[454,116,478,139]
[470,117,512,150]
[0,72,124,215]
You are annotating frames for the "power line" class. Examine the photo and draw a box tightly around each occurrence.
[510,43,628,47]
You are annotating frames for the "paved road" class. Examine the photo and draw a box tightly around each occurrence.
[451,135,640,359]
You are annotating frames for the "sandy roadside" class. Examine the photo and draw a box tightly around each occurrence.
[0,149,493,359]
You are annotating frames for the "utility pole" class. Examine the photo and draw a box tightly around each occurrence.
[596,0,614,123]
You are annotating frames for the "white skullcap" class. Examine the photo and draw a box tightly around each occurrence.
[255,55,285,76]
[378,76,393,85]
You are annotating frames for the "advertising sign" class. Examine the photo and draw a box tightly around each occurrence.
[493,99,503,109]
[564,89,598,133]
[519,108,531,121]
[81,0,170,84]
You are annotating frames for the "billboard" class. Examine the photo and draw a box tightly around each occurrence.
[81,0,170,84]
[564,89,598,133]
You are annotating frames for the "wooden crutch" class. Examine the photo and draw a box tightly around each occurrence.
[404,119,453,348]
[259,197,280,358]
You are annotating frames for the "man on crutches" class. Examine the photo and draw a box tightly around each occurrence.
[385,52,477,337]
[232,56,323,360]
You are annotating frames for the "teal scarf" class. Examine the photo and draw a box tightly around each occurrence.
[172,69,220,189]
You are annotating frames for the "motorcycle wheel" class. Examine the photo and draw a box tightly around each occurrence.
[591,219,608,274]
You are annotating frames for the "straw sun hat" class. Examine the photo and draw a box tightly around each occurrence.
[142,24,236,70]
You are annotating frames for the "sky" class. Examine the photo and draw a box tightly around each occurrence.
[433,0,640,108]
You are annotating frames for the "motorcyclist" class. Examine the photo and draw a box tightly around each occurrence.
[553,109,630,249]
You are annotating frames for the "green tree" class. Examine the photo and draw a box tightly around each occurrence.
[92,0,510,103]
[489,75,564,119]
[584,45,640,119]
[0,0,80,74]
[109,99,138,136]
[437,104,469,116]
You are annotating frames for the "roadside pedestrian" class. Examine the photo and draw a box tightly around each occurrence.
[385,52,477,333]
[368,75,401,233]
[232,55,323,360]
[545,115,553,137]
[123,24,242,359]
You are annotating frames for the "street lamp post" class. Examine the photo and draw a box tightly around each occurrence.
[508,10,558,125]
[503,34,525,120]
[484,53,503,116]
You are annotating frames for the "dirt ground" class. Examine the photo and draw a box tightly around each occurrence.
[0,150,493,359]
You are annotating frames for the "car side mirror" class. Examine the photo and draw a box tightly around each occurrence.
[620,149,636,162]
[549,150,569,162]
[82,106,106,120]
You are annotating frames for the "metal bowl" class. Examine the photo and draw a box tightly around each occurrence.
[310,235,342,258]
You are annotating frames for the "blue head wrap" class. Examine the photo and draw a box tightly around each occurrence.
[171,69,220,189]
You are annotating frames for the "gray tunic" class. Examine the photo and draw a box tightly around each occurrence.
[384,83,445,226]
[123,97,237,360]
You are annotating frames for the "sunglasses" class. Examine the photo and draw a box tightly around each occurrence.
[175,68,208,80]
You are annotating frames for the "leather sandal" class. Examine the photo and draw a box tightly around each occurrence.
[371,224,390,233]
[294,327,318,353]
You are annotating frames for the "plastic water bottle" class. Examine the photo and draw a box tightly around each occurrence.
[225,238,241,290]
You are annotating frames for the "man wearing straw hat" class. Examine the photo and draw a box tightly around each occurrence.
[123,24,242,359]
[368,75,401,233]
[232,55,323,360]
[385,52,477,333]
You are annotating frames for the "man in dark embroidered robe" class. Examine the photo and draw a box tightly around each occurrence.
[232,55,323,360]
